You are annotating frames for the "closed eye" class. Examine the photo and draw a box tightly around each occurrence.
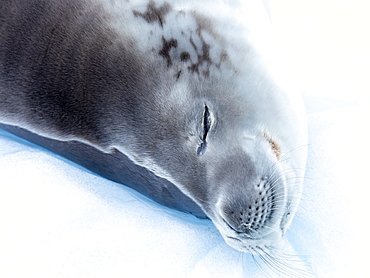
[202,105,211,141]
[197,105,212,156]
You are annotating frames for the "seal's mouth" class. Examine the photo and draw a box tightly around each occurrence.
[222,225,285,254]
[218,204,288,254]
[211,164,295,253]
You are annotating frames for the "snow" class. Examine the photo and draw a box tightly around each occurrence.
[1,0,370,277]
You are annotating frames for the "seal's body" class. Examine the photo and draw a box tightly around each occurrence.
[0,0,308,254]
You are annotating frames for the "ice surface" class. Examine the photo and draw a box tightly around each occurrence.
[1,1,370,277]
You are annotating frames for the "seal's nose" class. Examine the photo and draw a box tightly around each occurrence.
[221,178,277,236]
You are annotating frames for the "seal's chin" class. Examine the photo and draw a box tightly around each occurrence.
[213,203,288,253]
[212,205,293,254]
[222,227,285,254]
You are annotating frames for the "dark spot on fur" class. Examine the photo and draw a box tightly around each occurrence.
[133,0,171,28]
[141,9,229,79]
[189,37,198,51]
[176,70,181,80]
[216,50,228,69]
[187,32,213,77]
[158,36,177,67]
[180,52,190,62]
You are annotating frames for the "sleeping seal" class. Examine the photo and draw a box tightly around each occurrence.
[0,0,308,255]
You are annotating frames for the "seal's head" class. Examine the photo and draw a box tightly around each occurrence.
[183,103,306,254]
[118,73,307,254]
[177,100,307,255]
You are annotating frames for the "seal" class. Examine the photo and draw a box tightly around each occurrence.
[0,0,308,256]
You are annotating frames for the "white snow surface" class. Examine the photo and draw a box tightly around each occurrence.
[1,1,370,277]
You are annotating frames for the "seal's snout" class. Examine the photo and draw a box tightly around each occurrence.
[220,177,277,236]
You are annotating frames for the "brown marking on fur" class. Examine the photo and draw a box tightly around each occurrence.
[263,133,282,160]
